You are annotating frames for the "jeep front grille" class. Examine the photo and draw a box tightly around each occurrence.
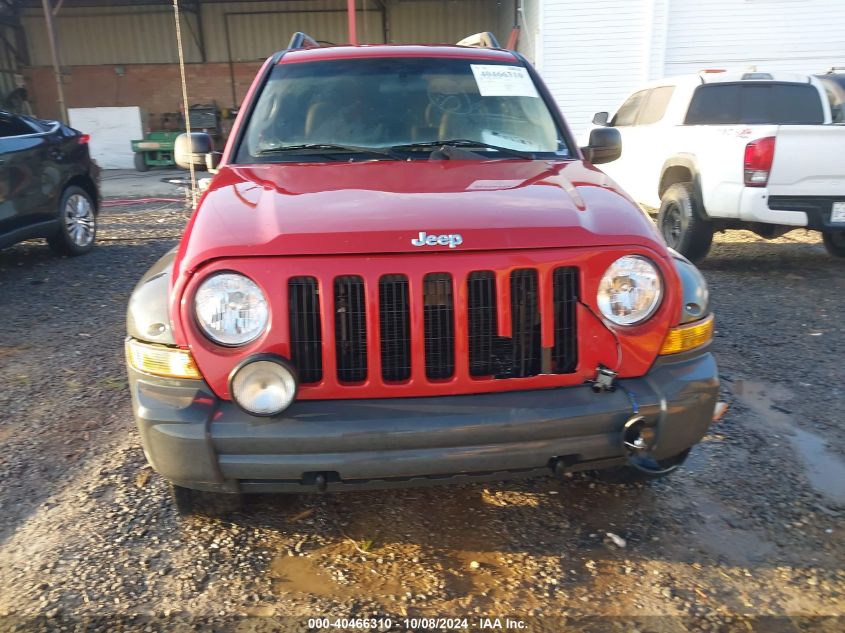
[379,274,411,382]
[467,271,497,376]
[334,275,367,382]
[423,273,455,379]
[288,267,579,387]
[288,276,322,383]
[552,267,579,374]
[510,269,541,378]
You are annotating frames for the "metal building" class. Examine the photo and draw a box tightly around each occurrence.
[1,0,518,124]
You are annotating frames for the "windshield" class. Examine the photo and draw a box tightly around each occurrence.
[235,57,568,162]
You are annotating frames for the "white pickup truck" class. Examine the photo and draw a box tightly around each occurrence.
[593,71,845,262]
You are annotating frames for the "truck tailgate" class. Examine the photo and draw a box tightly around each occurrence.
[768,126,845,196]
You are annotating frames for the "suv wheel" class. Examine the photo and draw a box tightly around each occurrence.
[822,230,845,258]
[592,449,691,484]
[170,484,243,517]
[657,183,713,263]
[47,186,97,256]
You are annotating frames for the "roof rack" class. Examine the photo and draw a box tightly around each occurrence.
[456,32,500,49]
[288,32,320,50]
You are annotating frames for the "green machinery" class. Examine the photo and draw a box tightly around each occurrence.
[130,131,182,171]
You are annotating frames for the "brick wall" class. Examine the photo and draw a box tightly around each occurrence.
[23,61,263,129]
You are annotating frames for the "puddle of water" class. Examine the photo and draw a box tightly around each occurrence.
[734,379,845,506]
[692,497,775,564]
[451,550,504,595]
[271,554,353,598]
[790,426,845,506]
[270,548,406,599]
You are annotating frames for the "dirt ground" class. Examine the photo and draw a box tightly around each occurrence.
[0,198,843,632]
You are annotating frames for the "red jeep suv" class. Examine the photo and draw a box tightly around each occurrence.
[125,33,718,515]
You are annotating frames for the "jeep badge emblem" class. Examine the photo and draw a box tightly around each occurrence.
[411,231,463,249]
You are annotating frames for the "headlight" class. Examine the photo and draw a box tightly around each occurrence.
[230,356,297,416]
[597,255,662,325]
[194,272,269,346]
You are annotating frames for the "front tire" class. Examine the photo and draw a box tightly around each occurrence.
[134,152,150,172]
[170,484,243,517]
[822,230,845,258]
[592,449,691,484]
[657,183,714,263]
[47,186,97,256]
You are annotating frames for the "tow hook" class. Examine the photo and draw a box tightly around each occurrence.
[550,456,576,478]
[314,473,328,492]
[621,413,682,475]
[592,368,685,475]
[622,415,656,455]
[591,365,617,393]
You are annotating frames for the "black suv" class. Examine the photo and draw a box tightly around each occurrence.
[0,110,100,255]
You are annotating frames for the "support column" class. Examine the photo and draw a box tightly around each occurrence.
[41,0,67,122]
[347,0,358,44]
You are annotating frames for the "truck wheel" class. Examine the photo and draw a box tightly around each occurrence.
[592,449,691,484]
[657,184,713,263]
[170,484,243,517]
[134,152,150,172]
[822,231,845,258]
[47,186,97,256]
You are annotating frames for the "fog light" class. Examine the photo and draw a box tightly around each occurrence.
[660,314,714,355]
[230,356,297,416]
[126,339,201,379]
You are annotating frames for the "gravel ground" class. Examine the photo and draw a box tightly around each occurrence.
[0,203,843,632]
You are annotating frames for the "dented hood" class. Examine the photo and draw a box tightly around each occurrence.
[176,159,665,271]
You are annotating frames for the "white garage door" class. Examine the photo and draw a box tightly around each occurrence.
[664,0,845,75]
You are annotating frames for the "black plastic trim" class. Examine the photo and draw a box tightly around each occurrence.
[658,154,708,219]
[767,195,845,231]
[0,219,59,250]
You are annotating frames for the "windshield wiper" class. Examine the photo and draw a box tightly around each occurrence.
[257,143,400,159]
[390,139,534,159]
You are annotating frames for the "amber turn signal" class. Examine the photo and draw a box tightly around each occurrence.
[125,339,202,379]
[659,314,714,355]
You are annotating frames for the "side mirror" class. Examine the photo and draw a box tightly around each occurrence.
[581,127,621,165]
[592,111,610,126]
[174,132,214,171]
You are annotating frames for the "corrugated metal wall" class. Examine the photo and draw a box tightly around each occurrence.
[21,5,202,65]
[201,0,384,60]
[21,0,512,67]
[0,24,21,100]
[389,0,511,44]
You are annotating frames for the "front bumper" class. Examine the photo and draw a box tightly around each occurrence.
[128,350,719,493]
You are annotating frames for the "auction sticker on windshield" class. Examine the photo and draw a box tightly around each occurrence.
[471,65,539,98]
[832,202,845,223]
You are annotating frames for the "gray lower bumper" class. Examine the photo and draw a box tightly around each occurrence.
[129,350,719,493]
